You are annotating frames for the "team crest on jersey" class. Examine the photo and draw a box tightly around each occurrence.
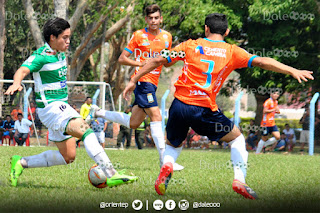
[142,38,150,46]
[147,93,154,103]
[60,80,67,88]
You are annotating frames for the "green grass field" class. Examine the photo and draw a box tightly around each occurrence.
[0,147,320,212]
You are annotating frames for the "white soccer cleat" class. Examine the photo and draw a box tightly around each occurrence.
[85,104,100,124]
[173,163,184,171]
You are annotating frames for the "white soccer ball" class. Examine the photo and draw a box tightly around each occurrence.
[170,50,178,58]
[88,164,108,188]
[160,49,170,58]
[178,51,186,58]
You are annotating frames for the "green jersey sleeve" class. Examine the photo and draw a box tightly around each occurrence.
[21,54,45,73]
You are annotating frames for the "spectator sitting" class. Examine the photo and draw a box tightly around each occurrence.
[283,123,296,152]
[246,119,258,150]
[14,113,32,146]
[1,115,15,146]
[11,105,23,121]
[274,133,287,151]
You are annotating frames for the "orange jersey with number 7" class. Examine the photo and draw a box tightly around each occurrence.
[167,38,258,111]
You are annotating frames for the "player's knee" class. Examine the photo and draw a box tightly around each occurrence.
[63,153,76,164]
[129,122,140,129]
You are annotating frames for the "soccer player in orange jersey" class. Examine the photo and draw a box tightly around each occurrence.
[255,91,281,154]
[123,13,313,199]
[86,4,184,171]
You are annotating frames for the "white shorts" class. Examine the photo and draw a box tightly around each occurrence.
[300,130,309,143]
[94,131,105,144]
[37,101,81,142]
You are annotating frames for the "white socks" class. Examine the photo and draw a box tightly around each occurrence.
[163,145,182,165]
[229,134,248,183]
[96,110,130,128]
[22,150,67,168]
[21,130,116,178]
[256,137,277,154]
[150,121,166,165]
[83,131,115,178]
[256,139,265,154]
[265,137,277,146]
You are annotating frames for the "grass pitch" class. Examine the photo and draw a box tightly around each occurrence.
[0,146,320,212]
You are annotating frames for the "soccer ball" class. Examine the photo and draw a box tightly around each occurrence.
[88,164,108,188]
[160,49,170,58]
[178,51,186,58]
[170,50,178,58]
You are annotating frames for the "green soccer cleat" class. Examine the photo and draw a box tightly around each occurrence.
[10,155,24,187]
[107,172,138,188]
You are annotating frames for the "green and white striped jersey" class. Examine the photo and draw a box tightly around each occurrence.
[21,43,68,108]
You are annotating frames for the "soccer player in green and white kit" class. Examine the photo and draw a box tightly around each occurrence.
[5,18,138,187]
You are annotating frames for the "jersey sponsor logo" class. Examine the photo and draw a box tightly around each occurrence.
[142,34,148,38]
[150,70,159,75]
[204,47,226,58]
[147,93,154,103]
[189,90,208,97]
[58,67,67,78]
[195,46,204,54]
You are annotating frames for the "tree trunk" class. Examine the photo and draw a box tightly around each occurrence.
[23,0,44,48]
[54,0,68,19]
[254,94,269,127]
[0,0,6,118]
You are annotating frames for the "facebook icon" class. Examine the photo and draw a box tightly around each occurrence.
[165,200,176,210]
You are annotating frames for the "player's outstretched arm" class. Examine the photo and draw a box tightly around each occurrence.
[118,50,146,67]
[123,56,167,101]
[251,57,313,83]
[4,67,30,95]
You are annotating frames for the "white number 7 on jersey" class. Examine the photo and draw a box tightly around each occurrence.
[195,59,215,89]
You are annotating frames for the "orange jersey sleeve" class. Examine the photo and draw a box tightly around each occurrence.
[125,28,172,86]
[261,98,278,127]
[166,38,257,111]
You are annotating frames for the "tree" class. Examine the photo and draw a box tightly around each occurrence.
[0,0,5,117]
[21,0,135,81]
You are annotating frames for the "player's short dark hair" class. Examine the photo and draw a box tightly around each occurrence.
[145,4,161,16]
[6,115,11,118]
[205,13,228,36]
[43,18,70,43]
[86,97,92,100]
[18,113,23,116]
